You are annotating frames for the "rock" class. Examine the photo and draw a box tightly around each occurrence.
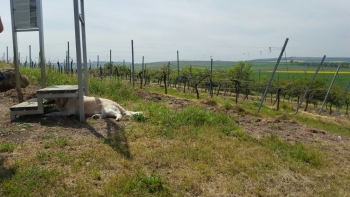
[0,68,30,91]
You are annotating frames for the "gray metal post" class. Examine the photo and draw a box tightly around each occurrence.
[131,40,135,87]
[6,46,8,63]
[177,50,180,91]
[257,38,289,113]
[210,58,213,97]
[295,55,326,114]
[319,64,341,114]
[80,0,89,96]
[10,0,20,97]
[73,0,85,121]
[38,0,46,88]
[142,56,144,83]
[29,45,31,67]
[336,82,350,115]
[110,49,112,77]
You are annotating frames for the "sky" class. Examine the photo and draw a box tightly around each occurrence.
[0,0,349,65]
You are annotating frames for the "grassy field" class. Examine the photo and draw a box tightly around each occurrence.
[1,62,350,196]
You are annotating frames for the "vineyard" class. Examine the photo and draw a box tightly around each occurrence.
[2,60,350,196]
[83,60,350,116]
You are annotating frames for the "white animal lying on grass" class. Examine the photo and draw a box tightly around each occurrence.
[45,96,142,121]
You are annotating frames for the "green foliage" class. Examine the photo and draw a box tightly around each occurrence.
[227,61,253,81]
[0,142,14,152]
[131,113,149,122]
[138,173,165,193]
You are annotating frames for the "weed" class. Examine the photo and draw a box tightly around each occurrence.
[138,173,165,193]
[13,122,33,128]
[131,113,149,122]
[92,170,102,181]
[44,137,69,149]
[0,142,14,152]
[36,151,52,164]
[41,129,56,139]
[222,102,233,110]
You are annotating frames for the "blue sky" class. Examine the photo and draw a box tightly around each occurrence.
[0,0,349,64]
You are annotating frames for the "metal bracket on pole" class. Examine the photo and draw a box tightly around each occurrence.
[256,38,289,113]
[318,64,341,115]
[79,14,85,25]
[295,55,326,115]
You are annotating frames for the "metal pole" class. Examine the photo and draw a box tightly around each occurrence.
[80,0,89,96]
[210,58,213,97]
[131,40,135,87]
[10,0,21,101]
[177,50,180,91]
[73,0,85,121]
[336,81,350,115]
[257,38,289,113]
[142,56,144,84]
[6,46,8,63]
[295,55,326,114]
[29,45,31,67]
[38,0,46,88]
[319,64,341,114]
[110,49,112,77]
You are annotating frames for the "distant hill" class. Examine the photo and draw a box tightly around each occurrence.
[251,57,350,63]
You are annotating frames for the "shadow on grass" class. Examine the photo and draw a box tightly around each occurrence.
[14,114,133,160]
[0,156,16,183]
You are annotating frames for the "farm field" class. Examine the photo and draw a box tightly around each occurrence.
[1,61,350,196]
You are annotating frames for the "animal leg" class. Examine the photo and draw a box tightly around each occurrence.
[104,105,123,121]
[124,111,143,116]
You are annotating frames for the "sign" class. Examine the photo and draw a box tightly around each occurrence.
[13,0,38,29]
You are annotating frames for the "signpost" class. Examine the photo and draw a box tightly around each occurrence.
[10,0,46,101]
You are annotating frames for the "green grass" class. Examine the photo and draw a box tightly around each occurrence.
[0,142,14,152]
[1,168,61,197]
[1,62,350,196]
